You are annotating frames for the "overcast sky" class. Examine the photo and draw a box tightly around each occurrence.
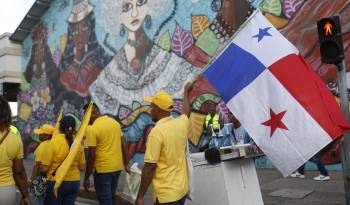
[0,0,36,34]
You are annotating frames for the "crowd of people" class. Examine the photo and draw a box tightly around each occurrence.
[0,81,331,205]
[0,82,194,205]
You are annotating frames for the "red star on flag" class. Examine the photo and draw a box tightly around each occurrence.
[261,109,288,137]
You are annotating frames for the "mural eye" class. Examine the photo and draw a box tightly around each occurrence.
[136,0,147,6]
[211,0,222,12]
[122,3,133,12]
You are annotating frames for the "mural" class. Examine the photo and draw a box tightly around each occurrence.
[17,0,350,169]
[17,0,252,159]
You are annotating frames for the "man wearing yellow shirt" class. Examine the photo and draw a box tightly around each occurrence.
[0,95,30,205]
[83,103,129,205]
[135,83,193,205]
[41,116,85,205]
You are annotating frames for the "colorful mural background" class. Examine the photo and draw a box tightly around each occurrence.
[17,0,350,169]
[17,0,252,161]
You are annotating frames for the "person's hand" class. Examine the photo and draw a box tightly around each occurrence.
[20,197,31,205]
[135,196,144,205]
[83,178,91,192]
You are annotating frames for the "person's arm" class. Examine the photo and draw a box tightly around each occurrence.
[183,82,194,117]
[13,159,30,205]
[40,140,54,176]
[121,136,130,173]
[135,162,157,205]
[135,128,162,205]
[30,161,41,181]
[84,146,96,192]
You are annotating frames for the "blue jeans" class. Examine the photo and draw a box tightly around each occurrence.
[155,195,187,205]
[44,181,80,205]
[37,196,44,205]
[298,152,329,176]
[94,171,121,205]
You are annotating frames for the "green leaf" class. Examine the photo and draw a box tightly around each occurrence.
[158,31,171,52]
[195,28,219,57]
[260,0,282,17]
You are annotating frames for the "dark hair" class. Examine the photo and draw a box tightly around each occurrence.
[0,95,11,132]
[60,115,76,147]
[60,116,76,132]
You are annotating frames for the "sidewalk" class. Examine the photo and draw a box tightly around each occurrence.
[258,169,345,205]
[23,160,345,205]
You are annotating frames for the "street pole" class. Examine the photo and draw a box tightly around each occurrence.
[337,60,350,205]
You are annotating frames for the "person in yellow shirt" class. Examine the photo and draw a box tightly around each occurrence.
[41,116,85,205]
[29,124,54,205]
[83,103,130,205]
[0,95,30,205]
[135,83,193,205]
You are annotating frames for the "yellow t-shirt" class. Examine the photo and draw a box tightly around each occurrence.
[41,134,85,181]
[85,116,124,173]
[0,131,24,186]
[83,125,92,149]
[34,140,50,163]
[144,114,189,203]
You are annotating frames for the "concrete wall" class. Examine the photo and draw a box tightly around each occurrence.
[0,33,22,84]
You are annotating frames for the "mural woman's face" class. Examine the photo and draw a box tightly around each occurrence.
[121,0,148,32]
[71,19,91,51]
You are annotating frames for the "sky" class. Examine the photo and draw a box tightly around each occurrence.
[0,0,36,34]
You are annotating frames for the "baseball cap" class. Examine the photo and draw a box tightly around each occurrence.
[34,124,54,135]
[144,91,174,112]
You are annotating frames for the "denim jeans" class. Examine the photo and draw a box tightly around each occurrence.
[154,195,187,205]
[298,152,329,176]
[44,181,80,205]
[37,196,44,205]
[93,171,121,205]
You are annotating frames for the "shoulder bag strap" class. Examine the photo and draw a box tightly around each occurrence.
[0,129,10,146]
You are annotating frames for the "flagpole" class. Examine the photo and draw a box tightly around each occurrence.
[194,9,260,78]
[337,60,350,205]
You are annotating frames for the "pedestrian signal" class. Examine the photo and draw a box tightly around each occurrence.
[317,16,344,64]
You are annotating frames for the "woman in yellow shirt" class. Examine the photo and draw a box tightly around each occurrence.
[0,95,30,205]
[41,116,85,205]
[30,124,54,205]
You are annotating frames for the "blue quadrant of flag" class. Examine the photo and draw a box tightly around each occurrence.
[203,43,266,102]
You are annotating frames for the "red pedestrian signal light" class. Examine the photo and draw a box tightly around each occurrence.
[317,16,344,64]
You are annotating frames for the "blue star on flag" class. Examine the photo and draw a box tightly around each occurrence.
[252,27,272,42]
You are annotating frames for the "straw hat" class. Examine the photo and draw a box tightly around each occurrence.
[68,0,94,23]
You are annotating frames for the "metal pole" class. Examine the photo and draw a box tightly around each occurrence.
[337,60,350,205]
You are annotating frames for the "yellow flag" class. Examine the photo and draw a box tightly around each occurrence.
[53,109,63,136]
[53,102,93,196]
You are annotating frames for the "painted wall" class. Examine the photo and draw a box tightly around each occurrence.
[17,0,251,161]
[17,0,350,169]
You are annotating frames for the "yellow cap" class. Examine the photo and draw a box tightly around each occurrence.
[34,124,54,135]
[144,91,174,112]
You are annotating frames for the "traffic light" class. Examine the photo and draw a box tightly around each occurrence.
[317,16,344,64]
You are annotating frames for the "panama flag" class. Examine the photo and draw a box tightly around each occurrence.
[203,10,350,176]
